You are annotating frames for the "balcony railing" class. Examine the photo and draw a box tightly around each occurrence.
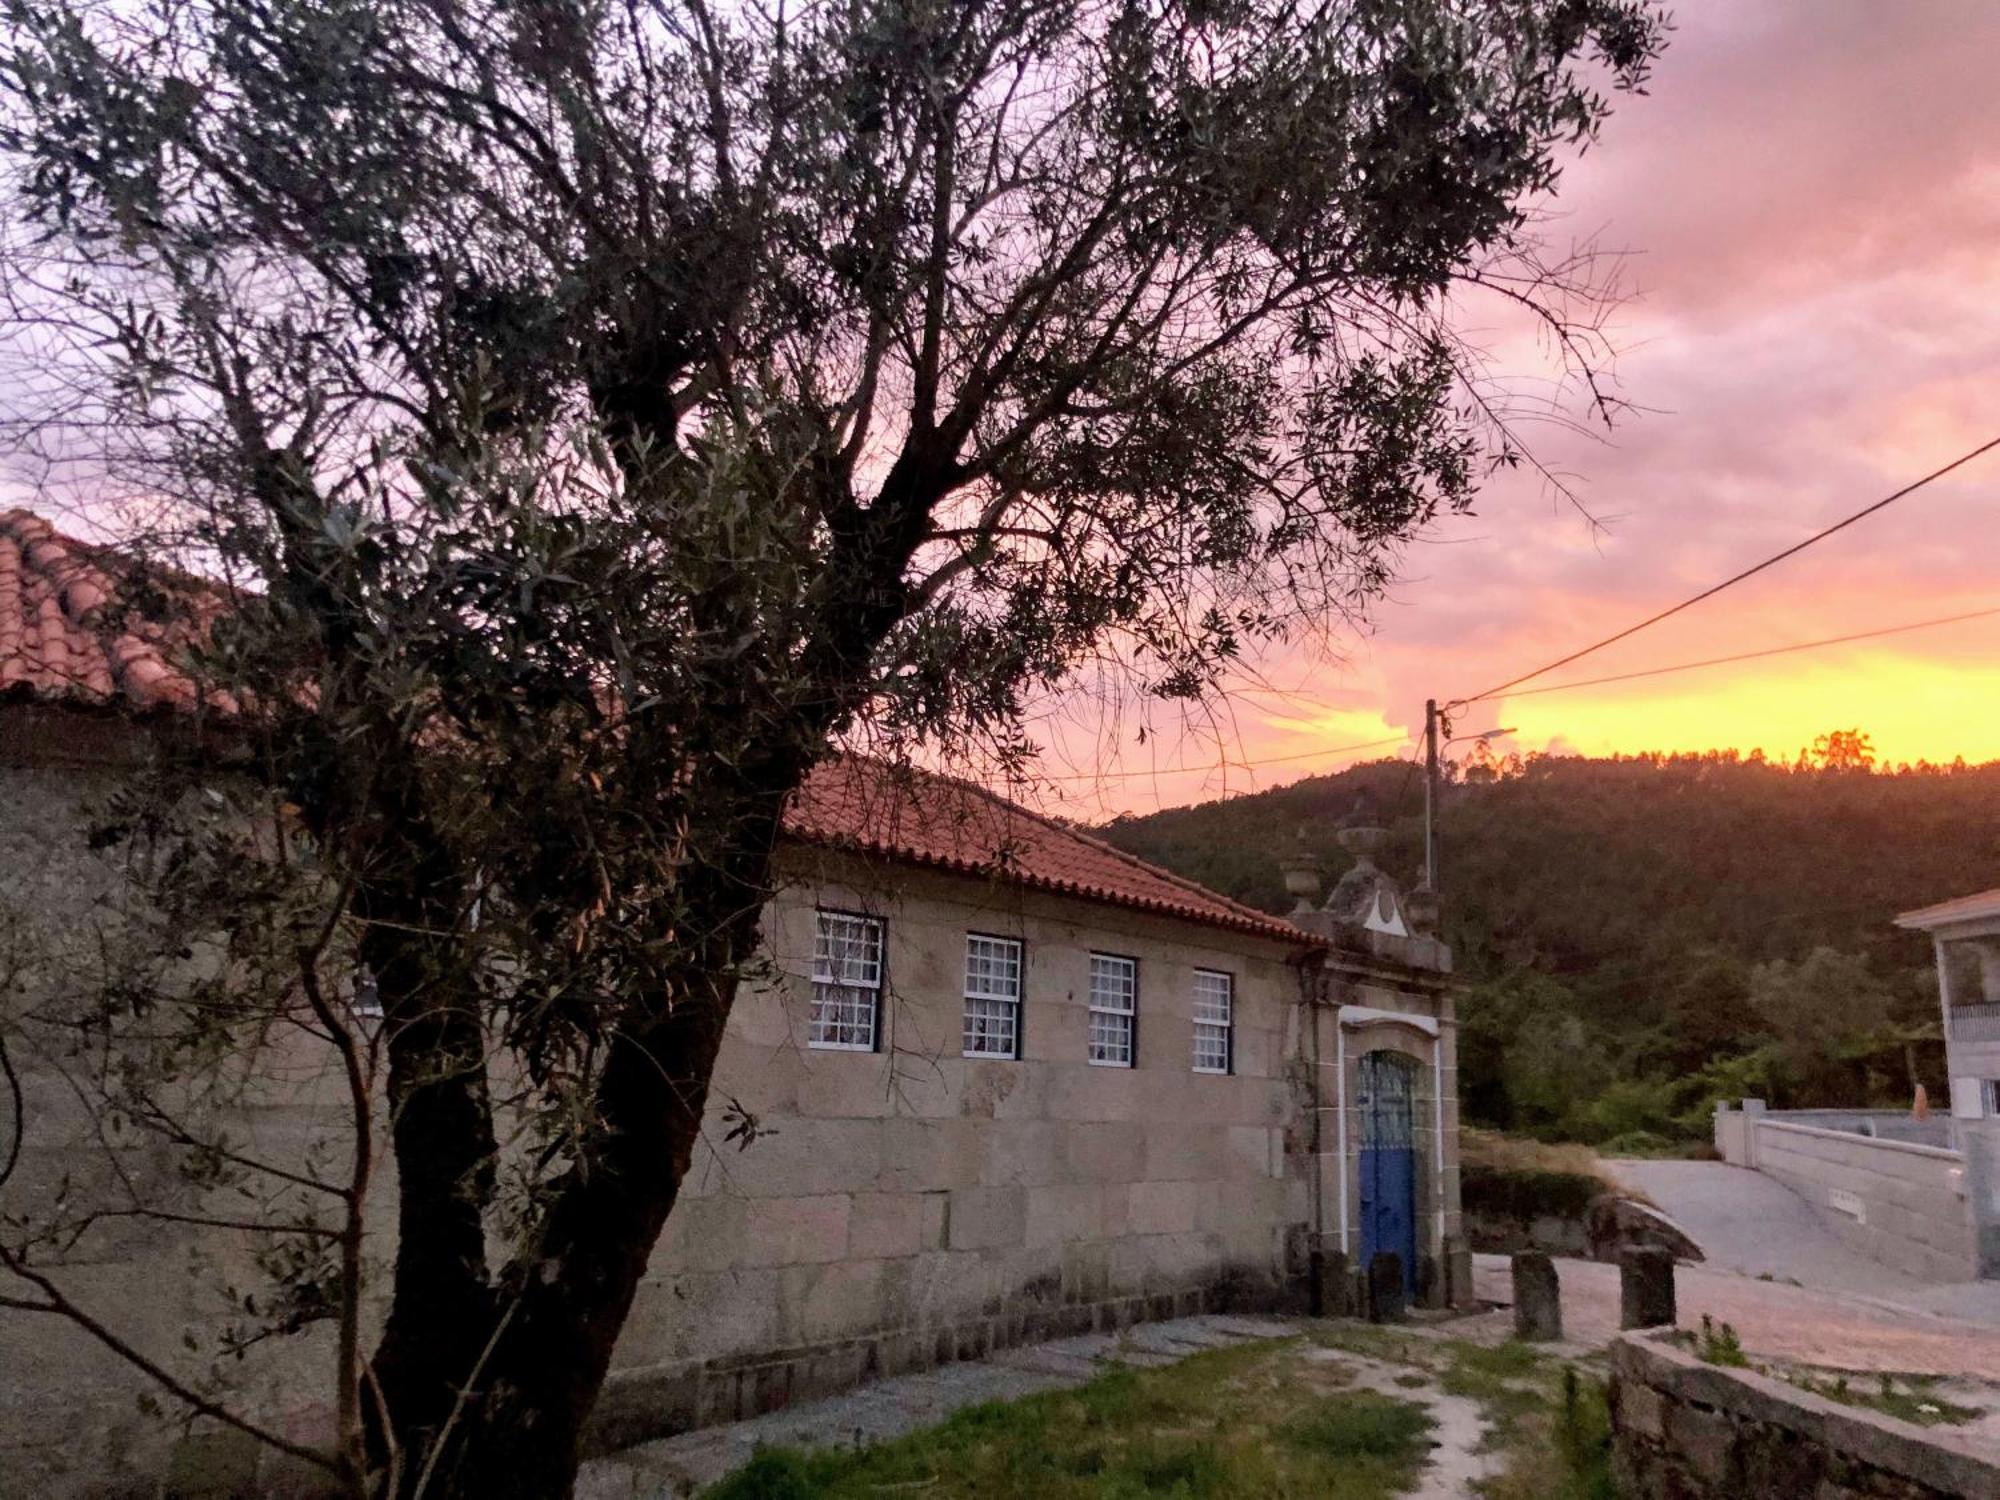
[1949,1001,2000,1042]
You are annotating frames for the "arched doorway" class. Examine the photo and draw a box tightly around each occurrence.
[1358,1049,1419,1294]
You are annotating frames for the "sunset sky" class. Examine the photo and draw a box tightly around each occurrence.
[1033,1,2000,818]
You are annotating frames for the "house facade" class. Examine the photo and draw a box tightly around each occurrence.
[0,509,1463,1491]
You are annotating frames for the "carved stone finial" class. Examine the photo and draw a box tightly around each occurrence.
[1277,827,1325,917]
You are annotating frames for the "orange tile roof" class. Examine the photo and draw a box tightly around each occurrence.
[2,511,1308,949]
[0,509,225,712]
[789,757,1315,947]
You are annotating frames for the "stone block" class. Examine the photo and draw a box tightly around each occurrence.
[1614,1376,1665,1441]
[743,1193,851,1266]
[1444,1236,1476,1311]
[920,1189,950,1250]
[946,1186,1028,1251]
[847,1192,926,1259]
[728,1117,883,1197]
[1025,1182,1106,1246]
[1663,1395,1737,1486]
[649,1192,750,1275]
[795,1055,899,1118]
[880,1117,986,1193]
[1225,1124,1280,1179]
[1315,1249,1352,1317]
[1512,1251,1562,1341]
[1143,1123,1227,1181]
[1062,1122,1146,1182]
[983,1121,1064,1187]
[163,1429,261,1500]
[1367,1252,1407,1323]
[785,1257,892,1342]
[1127,1179,1200,1236]
[1620,1246,1676,1330]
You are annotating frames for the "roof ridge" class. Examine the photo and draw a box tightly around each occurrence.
[804,755,1312,946]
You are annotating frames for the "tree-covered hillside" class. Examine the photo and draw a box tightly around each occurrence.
[1098,748,2000,1144]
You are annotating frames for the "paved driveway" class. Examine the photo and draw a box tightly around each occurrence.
[1600,1156,2000,1329]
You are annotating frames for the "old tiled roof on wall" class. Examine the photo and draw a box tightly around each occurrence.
[1,510,1308,949]
[789,757,1314,947]
[0,510,223,712]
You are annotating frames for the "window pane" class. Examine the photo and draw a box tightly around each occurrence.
[1089,954,1136,1014]
[963,935,1022,1058]
[1192,970,1231,1074]
[810,982,877,1049]
[810,912,880,1050]
[814,912,882,988]
[1089,1008,1134,1066]
[1088,953,1137,1065]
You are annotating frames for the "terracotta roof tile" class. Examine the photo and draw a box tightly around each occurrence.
[0,510,218,713]
[789,757,1315,947]
[0,511,1307,948]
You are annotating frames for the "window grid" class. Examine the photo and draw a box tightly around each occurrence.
[962,934,1023,1058]
[1088,953,1137,1067]
[810,911,883,1051]
[1192,969,1233,1074]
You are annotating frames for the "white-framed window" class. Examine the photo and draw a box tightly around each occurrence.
[1984,1079,2000,1117]
[963,934,1023,1059]
[1088,952,1138,1067]
[1192,969,1233,1075]
[349,965,383,1020]
[809,910,883,1051]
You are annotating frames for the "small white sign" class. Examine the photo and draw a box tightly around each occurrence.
[1828,1188,1866,1223]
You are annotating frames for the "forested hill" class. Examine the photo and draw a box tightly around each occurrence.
[1095,751,2000,1142]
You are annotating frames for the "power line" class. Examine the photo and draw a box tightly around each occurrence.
[1496,603,2000,701]
[1038,731,1412,782]
[1451,433,2000,707]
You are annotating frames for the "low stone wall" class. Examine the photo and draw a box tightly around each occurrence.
[1610,1333,2000,1499]
[1715,1103,1974,1282]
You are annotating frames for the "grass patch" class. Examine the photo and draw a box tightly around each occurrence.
[700,1339,1434,1500]
[1440,1341,1554,1448]
[1475,1365,1619,1500]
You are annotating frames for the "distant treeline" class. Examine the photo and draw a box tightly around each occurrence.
[1097,745,2000,1148]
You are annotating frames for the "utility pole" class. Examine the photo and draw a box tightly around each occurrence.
[1423,698,1440,893]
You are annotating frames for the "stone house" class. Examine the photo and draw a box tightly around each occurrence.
[0,509,1463,1490]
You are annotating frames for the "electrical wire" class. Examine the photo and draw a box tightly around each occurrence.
[1036,731,1413,782]
[1494,603,2000,701]
[1450,433,2000,708]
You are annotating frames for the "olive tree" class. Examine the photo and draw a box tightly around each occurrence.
[0,0,1662,1493]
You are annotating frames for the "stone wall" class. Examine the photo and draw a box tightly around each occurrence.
[1610,1333,2000,1499]
[1715,1103,1974,1282]
[596,847,1327,1448]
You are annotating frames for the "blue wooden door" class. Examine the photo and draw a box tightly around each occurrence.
[1358,1050,1418,1293]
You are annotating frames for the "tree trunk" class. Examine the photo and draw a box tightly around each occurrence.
[405,956,739,1498]
[360,905,499,1469]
